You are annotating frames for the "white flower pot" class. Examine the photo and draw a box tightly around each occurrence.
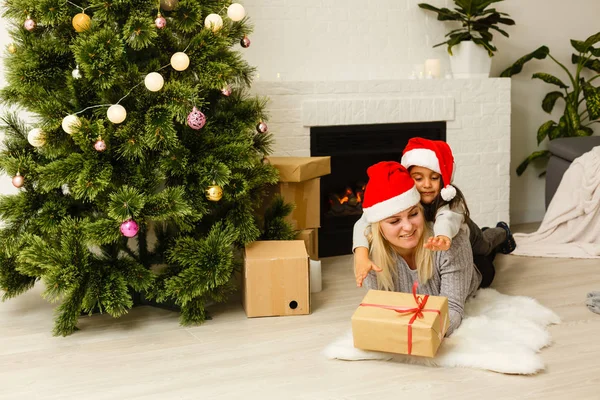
[449,41,492,79]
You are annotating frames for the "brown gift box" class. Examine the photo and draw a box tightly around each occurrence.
[351,289,450,357]
[267,156,331,182]
[277,179,320,230]
[242,240,310,318]
[296,228,318,260]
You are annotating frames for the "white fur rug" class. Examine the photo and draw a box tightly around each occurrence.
[323,289,561,375]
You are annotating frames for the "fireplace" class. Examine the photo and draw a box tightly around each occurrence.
[311,122,446,257]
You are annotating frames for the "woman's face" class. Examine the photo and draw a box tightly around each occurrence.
[379,205,425,251]
[409,166,441,204]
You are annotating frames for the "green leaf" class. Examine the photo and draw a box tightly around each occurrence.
[582,81,600,120]
[500,46,550,77]
[565,100,581,130]
[549,126,564,140]
[572,54,600,73]
[584,32,600,48]
[418,4,463,21]
[542,91,564,113]
[571,39,588,53]
[575,128,594,137]
[516,150,550,176]
[537,120,556,145]
[532,73,568,89]
[108,186,146,221]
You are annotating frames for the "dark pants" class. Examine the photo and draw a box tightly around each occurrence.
[474,254,496,288]
[466,217,507,257]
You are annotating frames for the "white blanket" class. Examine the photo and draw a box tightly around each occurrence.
[323,289,560,375]
[513,146,600,258]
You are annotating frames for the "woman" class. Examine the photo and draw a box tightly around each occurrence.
[356,161,493,336]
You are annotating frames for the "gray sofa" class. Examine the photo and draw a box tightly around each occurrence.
[546,136,600,208]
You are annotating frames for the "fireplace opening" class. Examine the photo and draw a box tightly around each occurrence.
[311,122,446,257]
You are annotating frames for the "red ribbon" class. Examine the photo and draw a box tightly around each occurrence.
[359,281,442,355]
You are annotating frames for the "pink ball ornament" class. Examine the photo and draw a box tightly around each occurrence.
[256,121,268,133]
[240,35,251,48]
[120,220,139,238]
[187,107,206,130]
[24,18,36,31]
[94,139,106,152]
[155,15,167,29]
[221,85,232,96]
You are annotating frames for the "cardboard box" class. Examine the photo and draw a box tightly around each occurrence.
[296,229,318,260]
[276,178,320,230]
[267,156,331,182]
[243,240,310,317]
[351,289,449,357]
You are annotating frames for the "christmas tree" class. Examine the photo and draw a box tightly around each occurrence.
[0,0,287,336]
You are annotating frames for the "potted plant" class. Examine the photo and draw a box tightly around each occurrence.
[418,0,515,78]
[500,32,600,175]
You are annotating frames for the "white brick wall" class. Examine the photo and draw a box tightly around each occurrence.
[243,0,451,81]
[251,78,511,228]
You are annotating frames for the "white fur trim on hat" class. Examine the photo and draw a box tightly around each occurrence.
[363,186,421,223]
[441,185,457,201]
[401,148,441,174]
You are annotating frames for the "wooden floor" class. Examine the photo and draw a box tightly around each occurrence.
[1,245,600,399]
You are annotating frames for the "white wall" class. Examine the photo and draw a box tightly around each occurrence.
[242,0,600,224]
[2,1,599,223]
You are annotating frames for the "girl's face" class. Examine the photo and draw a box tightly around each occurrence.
[379,205,425,251]
[409,166,441,204]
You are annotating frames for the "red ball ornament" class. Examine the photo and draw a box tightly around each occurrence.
[94,139,106,152]
[120,219,139,238]
[187,107,206,130]
[256,121,268,133]
[240,35,251,48]
[12,172,24,188]
[155,15,167,29]
[24,18,36,31]
[221,85,232,96]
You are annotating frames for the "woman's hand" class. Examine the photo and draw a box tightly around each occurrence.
[354,247,382,287]
[424,235,451,251]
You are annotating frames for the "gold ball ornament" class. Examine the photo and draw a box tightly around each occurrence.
[12,172,24,188]
[204,13,223,32]
[61,114,81,134]
[170,52,190,71]
[107,104,127,124]
[8,44,16,54]
[227,3,246,22]
[27,128,45,147]
[72,13,91,33]
[205,184,223,202]
[160,0,179,11]
[144,72,165,91]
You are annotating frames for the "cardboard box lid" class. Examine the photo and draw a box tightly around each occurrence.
[267,157,331,182]
[245,240,308,260]
[352,289,448,337]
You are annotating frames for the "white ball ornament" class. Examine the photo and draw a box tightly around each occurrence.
[72,66,82,79]
[28,128,45,147]
[61,114,81,134]
[170,52,190,71]
[227,4,246,22]
[144,72,165,92]
[204,13,223,32]
[107,104,127,124]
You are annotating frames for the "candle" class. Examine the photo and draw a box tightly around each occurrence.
[310,259,322,293]
[425,59,441,78]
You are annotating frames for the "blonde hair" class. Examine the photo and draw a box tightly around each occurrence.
[367,205,434,291]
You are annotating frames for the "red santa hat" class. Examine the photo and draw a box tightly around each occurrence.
[362,161,421,223]
[400,137,457,201]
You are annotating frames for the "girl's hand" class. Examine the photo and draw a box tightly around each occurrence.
[424,235,451,251]
[354,247,382,287]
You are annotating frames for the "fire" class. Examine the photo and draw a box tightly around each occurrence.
[328,184,367,216]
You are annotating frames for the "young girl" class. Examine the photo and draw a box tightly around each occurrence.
[354,137,516,288]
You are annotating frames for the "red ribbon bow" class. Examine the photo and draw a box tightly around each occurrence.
[359,281,441,355]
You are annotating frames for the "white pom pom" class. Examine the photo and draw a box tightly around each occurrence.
[441,185,457,201]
